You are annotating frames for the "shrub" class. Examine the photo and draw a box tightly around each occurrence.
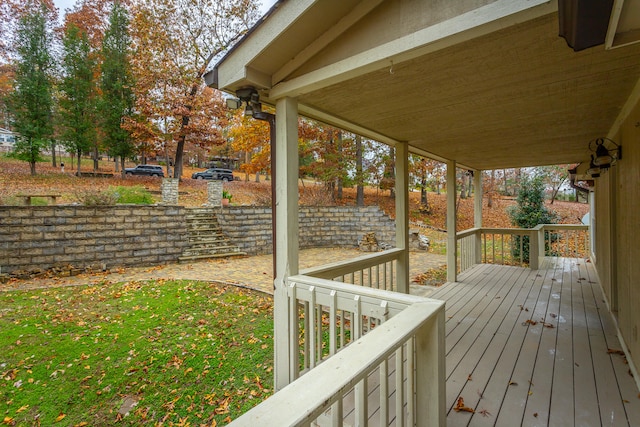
[73,189,119,206]
[507,175,558,262]
[222,189,233,202]
[110,185,154,204]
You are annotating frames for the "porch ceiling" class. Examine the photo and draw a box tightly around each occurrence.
[296,13,640,170]
[213,1,640,171]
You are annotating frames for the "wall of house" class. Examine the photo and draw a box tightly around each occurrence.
[217,206,396,255]
[0,205,190,274]
[595,92,640,374]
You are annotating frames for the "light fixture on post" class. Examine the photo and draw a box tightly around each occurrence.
[588,137,621,169]
[225,86,278,282]
[586,155,601,178]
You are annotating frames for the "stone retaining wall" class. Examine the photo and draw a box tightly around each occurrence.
[0,206,189,274]
[0,205,395,274]
[217,206,395,255]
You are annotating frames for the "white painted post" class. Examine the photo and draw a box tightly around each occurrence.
[274,97,300,391]
[415,308,446,427]
[395,142,409,293]
[446,160,457,282]
[474,171,483,265]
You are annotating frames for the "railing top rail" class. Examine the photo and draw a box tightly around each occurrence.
[457,224,589,239]
[456,228,481,239]
[226,301,444,427]
[539,224,589,231]
[289,273,430,309]
[301,247,404,279]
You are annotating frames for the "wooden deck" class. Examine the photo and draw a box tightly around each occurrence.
[429,257,640,427]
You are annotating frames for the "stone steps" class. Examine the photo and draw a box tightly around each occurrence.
[180,208,246,262]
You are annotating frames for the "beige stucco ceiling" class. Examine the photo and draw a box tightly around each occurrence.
[212,0,640,171]
[296,13,640,170]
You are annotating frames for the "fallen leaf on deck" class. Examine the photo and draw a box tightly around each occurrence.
[454,397,475,413]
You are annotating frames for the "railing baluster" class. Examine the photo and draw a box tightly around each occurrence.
[356,376,368,427]
[331,399,343,426]
[327,291,336,358]
[407,337,415,427]
[289,283,300,381]
[306,298,313,370]
[390,261,395,292]
[373,359,384,427]
[395,345,404,427]
[316,304,323,363]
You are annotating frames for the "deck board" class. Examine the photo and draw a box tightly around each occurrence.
[425,257,639,427]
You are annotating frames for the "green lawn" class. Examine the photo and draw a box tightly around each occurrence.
[0,280,274,426]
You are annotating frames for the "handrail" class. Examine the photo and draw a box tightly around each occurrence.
[301,247,404,292]
[228,300,445,427]
[302,248,402,279]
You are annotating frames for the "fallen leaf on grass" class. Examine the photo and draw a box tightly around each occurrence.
[55,413,66,422]
[454,397,475,413]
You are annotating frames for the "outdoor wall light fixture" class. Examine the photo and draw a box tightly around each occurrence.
[586,155,601,178]
[589,137,621,169]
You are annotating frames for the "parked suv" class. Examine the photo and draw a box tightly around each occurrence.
[191,168,234,181]
[124,165,165,177]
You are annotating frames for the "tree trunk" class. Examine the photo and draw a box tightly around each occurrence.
[255,172,260,183]
[77,151,82,174]
[93,143,99,171]
[355,135,364,206]
[51,140,57,167]
[460,173,467,199]
[488,170,495,208]
[120,157,126,178]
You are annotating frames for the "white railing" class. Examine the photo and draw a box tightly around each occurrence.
[229,275,445,426]
[457,224,589,274]
[302,248,403,292]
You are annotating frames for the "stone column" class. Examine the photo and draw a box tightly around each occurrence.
[206,181,223,207]
[161,178,179,205]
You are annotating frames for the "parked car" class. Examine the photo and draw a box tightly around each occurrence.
[191,168,234,181]
[124,165,165,177]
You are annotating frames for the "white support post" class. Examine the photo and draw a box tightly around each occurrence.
[395,142,409,293]
[274,97,300,391]
[446,160,457,282]
[415,307,446,427]
[474,171,483,264]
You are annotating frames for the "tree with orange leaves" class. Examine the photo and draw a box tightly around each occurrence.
[228,109,270,181]
[128,0,259,179]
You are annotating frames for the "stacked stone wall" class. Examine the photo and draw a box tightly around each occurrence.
[0,206,189,274]
[217,206,395,255]
[0,205,395,274]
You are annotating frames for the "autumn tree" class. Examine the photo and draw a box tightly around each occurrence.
[228,110,270,181]
[7,3,55,175]
[99,1,135,176]
[538,164,571,204]
[59,23,96,174]
[129,0,259,179]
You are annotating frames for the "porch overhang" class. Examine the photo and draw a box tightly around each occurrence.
[209,0,640,171]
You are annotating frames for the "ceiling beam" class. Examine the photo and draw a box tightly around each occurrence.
[298,104,401,147]
[608,73,640,139]
[269,0,557,100]
[272,0,385,85]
